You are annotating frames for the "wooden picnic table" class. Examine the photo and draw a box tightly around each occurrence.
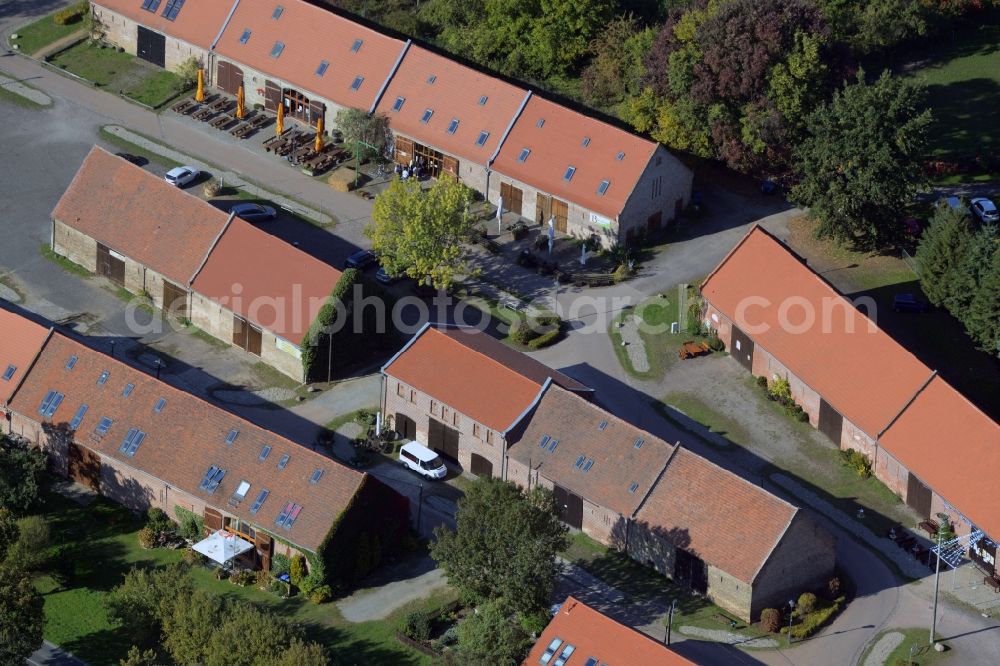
[209,98,230,113]
[193,107,214,121]
[678,340,711,360]
[172,99,194,114]
[231,123,255,139]
[918,520,939,537]
[211,114,234,129]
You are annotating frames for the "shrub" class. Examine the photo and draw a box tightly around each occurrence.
[229,570,254,587]
[707,332,725,352]
[52,3,88,25]
[760,608,781,633]
[255,569,272,588]
[827,576,842,598]
[308,585,332,604]
[509,317,537,346]
[527,328,562,349]
[797,592,818,615]
[267,579,288,597]
[181,548,203,566]
[137,527,156,549]
[402,610,431,641]
[290,554,307,586]
[769,377,792,403]
[612,263,632,283]
[177,513,201,541]
[519,610,550,635]
[756,375,769,389]
[203,181,221,197]
[839,449,872,478]
[213,567,228,581]
[793,405,810,422]
[354,409,377,429]
[438,625,459,647]
[146,508,174,533]
[271,553,291,576]
[787,598,843,639]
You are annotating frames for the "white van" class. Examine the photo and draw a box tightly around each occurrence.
[398,441,447,480]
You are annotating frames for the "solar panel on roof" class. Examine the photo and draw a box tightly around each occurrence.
[2,364,14,381]
[249,489,269,514]
[161,0,185,21]
[140,0,161,12]
[95,417,113,435]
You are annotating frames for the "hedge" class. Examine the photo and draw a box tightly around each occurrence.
[527,328,563,349]
[53,2,89,25]
[174,505,204,540]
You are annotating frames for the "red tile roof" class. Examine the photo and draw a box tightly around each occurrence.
[701,225,934,437]
[9,332,365,552]
[525,596,696,666]
[213,0,406,114]
[491,96,658,220]
[508,384,675,517]
[95,0,236,50]
[52,146,229,286]
[382,325,590,432]
[375,46,528,165]
[880,376,1000,539]
[635,448,798,583]
[191,218,342,345]
[0,307,50,405]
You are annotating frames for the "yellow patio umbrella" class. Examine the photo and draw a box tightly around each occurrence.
[194,68,205,103]
[314,115,324,152]
[236,83,245,119]
[275,102,284,136]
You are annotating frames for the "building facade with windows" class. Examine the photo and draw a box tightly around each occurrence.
[4,325,397,573]
[700,225,1000,557]
[380,324,592,477]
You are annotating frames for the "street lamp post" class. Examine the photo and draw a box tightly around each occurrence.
[666,599,677,645]
[787,599,796,646]
[930,513,949,645]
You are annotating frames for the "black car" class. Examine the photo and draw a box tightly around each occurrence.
[345,250,378,270]
[230,202,277,222]
[375,266,401,285]
[892,293,928,313]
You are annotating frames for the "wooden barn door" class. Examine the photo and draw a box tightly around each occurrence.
[428,418,459,463]
[96,243,125,286]
[730,325,754,372]
[395,413,416,440]
[162,281,187,319]
[246,324,263,357]
[233,314,248,350]
[68,443,100,491]
[551,198,569,232]
[470,453,493,478]
[136,26,165,68]
[203,507,223,534]
[263,80,280,111]
[675,548,708,594]
[817,399,843,444]
[553,485,583,529]
[441,156,460,180]
[394,136,414,165]
[536,193,551,226]
[906,473,933,517]
[500,182,523,216]
[255,532,273,571]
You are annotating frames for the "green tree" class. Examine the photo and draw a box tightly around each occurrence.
[915,202,972,306]
[273,639,329,666]
[767,31,828,138]
[105,563,192,647]
[0,436,48,513]
[430,477,568,615]
[790,70,931,250]
[120,646,158,666]
[0,573,44,664]
[964,243,1000,353]
[0,508,18,564]
[334,108,392,159]
[2,516,50,574]
[366,177,476,290]
[162,589,225,665]
[456,598,532,665]
[203,601,298,666]
[947,225,997,320]
[581,15,654,107]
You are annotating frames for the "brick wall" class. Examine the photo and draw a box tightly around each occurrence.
[382,375,506,474]
[618,145,693,243]
[92,5,207,72]
[750,512,836,619]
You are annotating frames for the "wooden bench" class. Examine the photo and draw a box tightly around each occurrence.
[919,520,939,537]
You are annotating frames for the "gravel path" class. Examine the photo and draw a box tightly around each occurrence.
[862,631,904,666]
[619,314,650,372]
[337,561,447,622]
[0,72,51,105]
[678,625,779,648]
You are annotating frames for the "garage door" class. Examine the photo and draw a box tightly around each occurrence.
[730,324,754,372]
[674,548,708,594]
[395,413,416,440]
[217,61,244,95]
[553,484,583,529]
[96,243,125,286]
[470,453,493,478]
[906,473,933,517]
[428,418,459,463]
[817,399,843,444]
[500,182,523,216]
[136,26,165,68]
[162,280,187,319]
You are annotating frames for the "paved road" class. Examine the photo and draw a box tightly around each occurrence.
[27,641,87,666]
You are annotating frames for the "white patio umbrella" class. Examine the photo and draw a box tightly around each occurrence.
[580,244,588,266]
[496,195,504,235]
[547,217,555,255]
[193,529,254,565]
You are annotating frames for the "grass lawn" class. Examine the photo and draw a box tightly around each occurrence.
[10,10,86,56]
[658,392,753,449]
[324,406,379,433]
[49,41,190,108]
[0,69,49,109]
[40,243,91,278]
[609,282,713,380]
[906,11,1000,176]
[32,485,447,665]
[859,628,946,666]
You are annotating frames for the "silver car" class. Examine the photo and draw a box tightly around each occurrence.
[970,198,999,224]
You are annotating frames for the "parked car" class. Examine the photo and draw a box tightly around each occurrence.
[893,293,929,313]
[398,441,447,480]
[164,166,199,187]
[375,265,401,285]
[970,197,999,224]
[345,249,378,270]
[230,202,277,222]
